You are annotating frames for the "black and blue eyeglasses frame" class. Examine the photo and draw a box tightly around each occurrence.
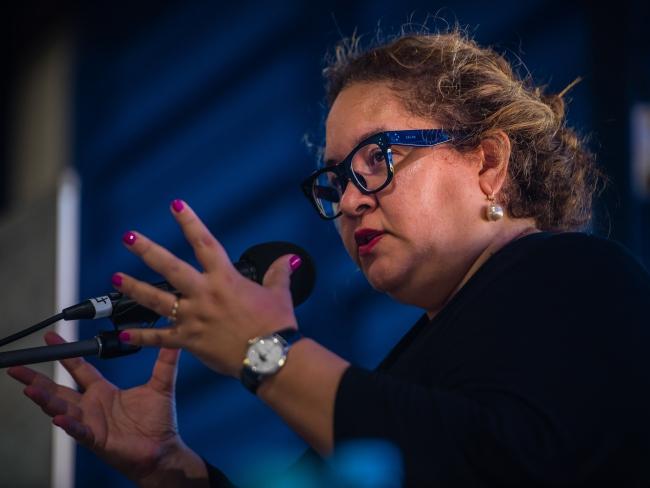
[301,129,460,220]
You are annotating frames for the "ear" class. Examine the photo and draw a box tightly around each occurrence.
[476,130,511,198]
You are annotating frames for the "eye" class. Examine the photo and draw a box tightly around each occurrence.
[328,172,343,190]
[359,146,386,173]
[369,148,385,167]
[314,185,340,203]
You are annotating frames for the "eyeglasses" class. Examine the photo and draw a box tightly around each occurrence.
[301,129,459,219]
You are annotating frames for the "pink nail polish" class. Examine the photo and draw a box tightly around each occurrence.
[111,273,123,287]
[171,199,185,212]
[122,231,137,246]
[118,331,131,342]
[289,255,302,271]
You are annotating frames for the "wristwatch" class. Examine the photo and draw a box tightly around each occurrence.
[240,328,303,394]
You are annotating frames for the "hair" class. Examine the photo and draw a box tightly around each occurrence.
[323,26,604,232]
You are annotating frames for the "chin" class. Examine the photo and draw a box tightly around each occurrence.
[363,261,408,296]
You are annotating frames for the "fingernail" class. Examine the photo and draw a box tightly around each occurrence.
[118,331,131,342]
[111,273,122,287]
[289,255,302,271]
[122,231,137,246]
[171,199,185,213]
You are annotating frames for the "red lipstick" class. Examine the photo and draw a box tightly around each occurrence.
[354,228,385,256]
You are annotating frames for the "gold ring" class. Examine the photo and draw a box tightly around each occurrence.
[169,298,180,323]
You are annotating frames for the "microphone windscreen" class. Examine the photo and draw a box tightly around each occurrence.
[237,241,316,307]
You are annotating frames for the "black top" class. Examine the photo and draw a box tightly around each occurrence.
[208,232,650,487]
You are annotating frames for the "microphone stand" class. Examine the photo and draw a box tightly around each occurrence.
[0,330,141,368]
[0,241,317,369]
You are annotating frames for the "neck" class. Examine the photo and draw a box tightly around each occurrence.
[425,219,540,319]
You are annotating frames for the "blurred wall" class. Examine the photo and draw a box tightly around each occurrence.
[0,24,74,487]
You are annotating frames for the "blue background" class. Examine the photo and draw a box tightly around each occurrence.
[72,1,649,485]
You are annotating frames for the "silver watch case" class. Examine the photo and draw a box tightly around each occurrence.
[242,333,289,376]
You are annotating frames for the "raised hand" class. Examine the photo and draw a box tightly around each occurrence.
[7,331,206,485]
[112,199,301,378]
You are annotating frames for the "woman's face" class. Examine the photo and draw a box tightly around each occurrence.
[325,82,494,311]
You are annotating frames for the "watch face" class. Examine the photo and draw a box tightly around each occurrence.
[246,336,287,374]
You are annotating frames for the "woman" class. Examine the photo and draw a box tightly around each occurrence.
[8,29,650,486]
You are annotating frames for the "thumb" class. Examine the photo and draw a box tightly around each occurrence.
[149,348,181,394]
[262,254,302,291]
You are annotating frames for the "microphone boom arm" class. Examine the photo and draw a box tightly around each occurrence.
[0,330,141,369]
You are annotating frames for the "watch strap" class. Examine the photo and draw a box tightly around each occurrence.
[241,328,303,394]
[276,328,303,345]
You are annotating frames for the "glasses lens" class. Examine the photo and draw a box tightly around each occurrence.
[351,143,389,191]
[312,169,344,218]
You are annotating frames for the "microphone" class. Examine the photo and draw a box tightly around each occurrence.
[62,241,316,326]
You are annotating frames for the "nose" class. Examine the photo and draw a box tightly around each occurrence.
[339,179,377,217]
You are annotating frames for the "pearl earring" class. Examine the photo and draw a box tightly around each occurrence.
[486,194,504,221]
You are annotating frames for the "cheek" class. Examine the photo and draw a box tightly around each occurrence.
[394,163,479,240]
[394,165,450,223]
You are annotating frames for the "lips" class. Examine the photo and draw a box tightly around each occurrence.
[354,228,385,256]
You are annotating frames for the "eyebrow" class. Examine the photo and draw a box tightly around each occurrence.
[324,126,388,167]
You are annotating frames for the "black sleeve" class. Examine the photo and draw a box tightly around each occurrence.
[202,459,236,488]
[333,235,650,486]
[335,366,488,486]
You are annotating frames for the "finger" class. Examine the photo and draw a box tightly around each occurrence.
[53,415,95,447]
[169,199,230,273]
[44,331,104,390]
[8,365,81,404]
[121,230,202,294]
[113,273,179,322]
[148,348,181,394]
[262,254,301,292]
[119,327,184,349]
[7,365,39,385]
[24,385,83,419]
